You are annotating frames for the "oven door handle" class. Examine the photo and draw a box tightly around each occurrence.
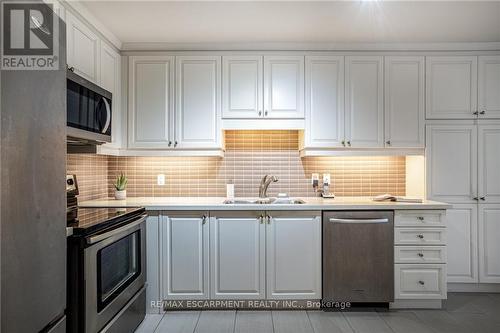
[87,214,147,245]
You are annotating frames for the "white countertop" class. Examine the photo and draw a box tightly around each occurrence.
[79,196,451,211]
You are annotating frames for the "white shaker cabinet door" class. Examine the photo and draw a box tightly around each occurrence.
[345,56,384,148]
[426,123,477,203]
[478,56,500,119]
[384,56,425,148]
[263,56,305,119]
[266,212,321,299]
[478,124,500,203]
[66,11,100,83]
[176,56,222,148]
[128,56,174,149]
[479,205,500,283]
[446,205,478,283]
[210,212,266,299]
[426,56,477,119]
[222,56,263,119]
[99,42,122,149]
[161,213,209,300]
[304,56,345,148]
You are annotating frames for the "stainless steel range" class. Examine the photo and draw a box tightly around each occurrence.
[67,175,146,333]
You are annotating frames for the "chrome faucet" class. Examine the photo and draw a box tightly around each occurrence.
[259,175,279,198]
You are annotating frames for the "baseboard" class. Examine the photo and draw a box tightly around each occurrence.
[448,283,500,293]
[390,299,443,309]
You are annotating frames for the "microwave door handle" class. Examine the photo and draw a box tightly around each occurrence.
[101,97,111,134]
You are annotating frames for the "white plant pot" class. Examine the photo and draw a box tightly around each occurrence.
[115,190,127,200]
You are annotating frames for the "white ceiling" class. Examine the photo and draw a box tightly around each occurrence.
[80,0,500,47]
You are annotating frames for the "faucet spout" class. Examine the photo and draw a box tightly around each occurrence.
[259,175,279,198]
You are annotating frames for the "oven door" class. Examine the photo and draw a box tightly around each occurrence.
[84,215,146,333]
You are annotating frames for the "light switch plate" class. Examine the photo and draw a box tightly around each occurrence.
[157,174,165,186]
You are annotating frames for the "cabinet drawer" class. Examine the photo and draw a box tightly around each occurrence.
[395,246,446,264]
[395,210,445,227]
[395,264,446,299]
[395,228,446,245]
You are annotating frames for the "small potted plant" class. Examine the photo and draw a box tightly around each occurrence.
[114,172,128,200]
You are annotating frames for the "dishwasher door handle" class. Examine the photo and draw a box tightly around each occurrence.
[328,218,389,224]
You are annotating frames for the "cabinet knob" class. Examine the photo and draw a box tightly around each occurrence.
[386,140,391,146]
[174,141,178,147]
[67,65,75,72]
[418,253,424,258]
[418,280,425,285]
[473,111,479,115]
[480,197,486,201]
[473,197,479,201]
[341,140,346,147]
[417,234,424,239]
[266,215,271,224]
[347,141,351,147]
[264,110,268,116]
[202,215,207,224]
[258,111,262,116]
[417,216,425,221]
[480,111,486,115]
[168,141,172,147]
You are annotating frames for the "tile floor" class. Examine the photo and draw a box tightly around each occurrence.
[135,293,500,333]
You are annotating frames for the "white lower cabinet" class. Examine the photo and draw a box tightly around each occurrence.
[161,212,209,300]
[395,264,447,299]
[210,212,266,299]
[266,212,322,299]
[479,204,500,283]
[446,205,478,283]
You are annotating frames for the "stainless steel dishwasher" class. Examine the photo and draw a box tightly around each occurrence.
[323,211,394,303]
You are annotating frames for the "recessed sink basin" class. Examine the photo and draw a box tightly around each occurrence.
[222,198,305,205]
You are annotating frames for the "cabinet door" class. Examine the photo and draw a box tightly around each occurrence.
[478,56,500,119]
[426,56,477,119]
[479,205,500,283]
[128,56,174,149]
[446,205,478,283]
[426,124,477,203]
[345,56,384,147]
[266,212,321,299]
[384,56,425,148]
[146,212,161,313]
[478,124,500,203]
[222,56,263,119]
[210,212,265,299]
[176,56,222,148]
[66,11,100,83]
[304,56,345,148]
[161,213,209,300]
[263,56,304,119]
[100,43,122,148]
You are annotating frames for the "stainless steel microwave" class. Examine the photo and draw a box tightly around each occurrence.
[67,70,112,145]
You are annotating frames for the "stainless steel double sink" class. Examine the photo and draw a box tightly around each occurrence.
[223,198,305,205]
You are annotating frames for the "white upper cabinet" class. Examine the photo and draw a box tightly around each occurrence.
[345,56,384,148]
[426,123,477,203]
[426,56,478,119]
[161,213,209,300]
[66,11,100,83]
[446,205,478,283]
[128,56,175,149]
[384,56,425,148]
[478,56,500,119]
[478,205,500,283]
[264,56,305,119]
[266,212,321,299]
[176,56,222,149]
[222,56,263,119]
[210,212,266,299]
[478,124,500,203]
[99,42,122,148]
[304,56,345,148]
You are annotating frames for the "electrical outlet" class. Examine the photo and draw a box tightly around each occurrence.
[157,174,165,186]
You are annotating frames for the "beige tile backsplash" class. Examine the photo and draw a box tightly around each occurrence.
[67,130,406,201]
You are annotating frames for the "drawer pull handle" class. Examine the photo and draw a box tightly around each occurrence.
[418,280,425,285]
[417,216,424,221]
[418,253,424,257]
[417,234,424,239]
